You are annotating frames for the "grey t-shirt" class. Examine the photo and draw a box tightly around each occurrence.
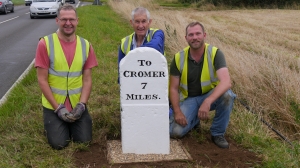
[170,48,226,97]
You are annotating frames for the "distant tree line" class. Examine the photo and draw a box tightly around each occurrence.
[178,0,300,8]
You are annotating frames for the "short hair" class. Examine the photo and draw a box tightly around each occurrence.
[57,4,77,18]
[185,22,205,35]
[131,7,150,21]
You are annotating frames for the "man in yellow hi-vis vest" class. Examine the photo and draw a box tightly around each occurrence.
[35,4,98,150]
[169,22,236,148]
[117,7,165,82]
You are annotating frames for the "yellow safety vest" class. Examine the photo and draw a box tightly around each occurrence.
[120,28,159,55]
[175,43,219,101]
[42,33,90,109]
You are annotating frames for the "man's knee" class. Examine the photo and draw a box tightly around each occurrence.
[71,114,92,143]
[73,133,92,143]
[48,138,70,150]
[170,124,185,138]
[220,90,236,106]
[44,124,70,150]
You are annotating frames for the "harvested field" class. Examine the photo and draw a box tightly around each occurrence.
[108,0,300,138]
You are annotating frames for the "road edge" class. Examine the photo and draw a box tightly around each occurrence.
[0,59,35,106]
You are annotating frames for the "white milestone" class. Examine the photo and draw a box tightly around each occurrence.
[119,47,170,154]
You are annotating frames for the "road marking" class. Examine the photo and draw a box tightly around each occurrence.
[0,16,19,25]
[76,1,81,8]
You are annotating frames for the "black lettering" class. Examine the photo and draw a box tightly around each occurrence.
[123,71,129,77]
[145,61,152,66]
[145,95,151,100]
[126,94,134,100]
[144,71,151,77]
[139,95,145,100]
[137,60,152,66]
[122,71,166,77]
[131,71,137,77]
[153,71,159,77]
[138,60,146,66]
[138,71,144,77]
[141,83,147,89]
[134,94,139,100]
[125,94,160,100]
[159,71,165,77]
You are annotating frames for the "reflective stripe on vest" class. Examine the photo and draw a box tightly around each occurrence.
[175,43,219,101]
[121,28,158,55]
[42,33,90,109]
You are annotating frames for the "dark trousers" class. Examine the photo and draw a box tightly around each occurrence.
[43,107,92,150]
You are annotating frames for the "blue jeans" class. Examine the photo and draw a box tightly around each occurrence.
[169,89,236,138]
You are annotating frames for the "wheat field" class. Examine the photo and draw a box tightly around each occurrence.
[108,0,300,140]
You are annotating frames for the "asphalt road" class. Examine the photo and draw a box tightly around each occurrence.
[0,1,90,103]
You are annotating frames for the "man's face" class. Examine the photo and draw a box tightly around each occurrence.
[56,9,78,37]
[130,13,152,37]
[185,25,206,50]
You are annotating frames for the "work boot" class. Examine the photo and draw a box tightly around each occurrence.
[211,135,229,148]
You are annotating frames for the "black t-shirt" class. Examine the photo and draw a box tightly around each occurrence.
[169,48,227,97]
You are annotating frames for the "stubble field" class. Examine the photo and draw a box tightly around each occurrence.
[108,1,300,137]
[75,0,300,167]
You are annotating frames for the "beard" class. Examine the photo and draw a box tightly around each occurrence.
[188,39,204,50]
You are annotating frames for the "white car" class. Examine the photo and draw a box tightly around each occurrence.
[29,0,63,19]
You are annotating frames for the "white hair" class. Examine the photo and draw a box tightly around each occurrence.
[131,7,150,21]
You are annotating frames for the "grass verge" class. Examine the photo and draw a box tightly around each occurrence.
[12,0,25,6]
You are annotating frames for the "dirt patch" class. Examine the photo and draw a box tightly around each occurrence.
[74,132,262,168]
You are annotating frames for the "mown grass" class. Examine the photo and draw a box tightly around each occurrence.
[12,0,25,5]
[1,0,300,167]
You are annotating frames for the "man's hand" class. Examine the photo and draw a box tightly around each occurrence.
[198,100,211,120]
[68,102,86,120]
[54,104,75,123]
[174,110,187,126]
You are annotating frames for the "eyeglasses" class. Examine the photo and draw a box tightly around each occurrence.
[59,18,77,24]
